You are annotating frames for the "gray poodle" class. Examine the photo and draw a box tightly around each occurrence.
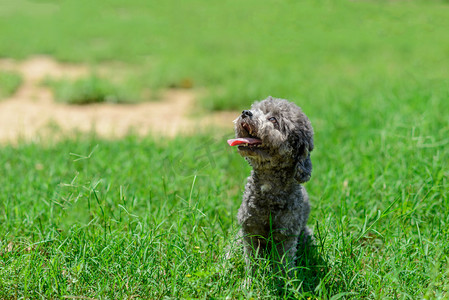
[228,96,314,271]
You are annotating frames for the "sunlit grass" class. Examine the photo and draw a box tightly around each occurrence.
[1,93,448,297]
[1,0,449,109]
[0,0,448,298]
[0,71,22,99]
[44,74,139,104]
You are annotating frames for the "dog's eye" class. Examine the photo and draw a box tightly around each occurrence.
[268,117,277,124]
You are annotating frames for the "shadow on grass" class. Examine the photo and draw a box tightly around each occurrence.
[288,241,329,297]
[233,224,331,299]
[271,222,332,298]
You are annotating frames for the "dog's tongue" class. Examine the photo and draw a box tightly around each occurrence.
[227,137,262,147]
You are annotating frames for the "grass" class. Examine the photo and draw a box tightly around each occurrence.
[1,0,449,298]
[1,1,449,109]
[44,74,138,104]
[0,71,22,99]
[1,87,448,297]
[0,134,245,298]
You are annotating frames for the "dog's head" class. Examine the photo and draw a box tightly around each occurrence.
[228,96,314,183]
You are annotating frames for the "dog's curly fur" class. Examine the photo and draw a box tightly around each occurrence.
[232,96,314,267]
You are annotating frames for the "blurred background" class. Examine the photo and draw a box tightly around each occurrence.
[1,0,448,142]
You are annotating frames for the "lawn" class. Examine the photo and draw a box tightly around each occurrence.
[1,0,449,109]
[1,115,447,298]
[0,71,22,99]
[1,0,449,298]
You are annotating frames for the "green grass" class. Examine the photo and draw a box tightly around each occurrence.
[1,88,448,298]
[1,0,449,109]
[0,71,22,99]
[44,74,138,104]
[1,0,449,298]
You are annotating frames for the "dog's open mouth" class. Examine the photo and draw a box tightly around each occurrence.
[227,137,262,147]
[227,121,263,152]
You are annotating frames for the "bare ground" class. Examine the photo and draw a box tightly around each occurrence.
[0,56,237,144]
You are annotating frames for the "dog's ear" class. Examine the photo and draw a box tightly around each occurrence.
[294,135,313,183]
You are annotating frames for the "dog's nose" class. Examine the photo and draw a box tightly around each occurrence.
[241,110,253,118]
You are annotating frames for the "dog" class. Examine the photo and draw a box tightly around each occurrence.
[228,96,314,273]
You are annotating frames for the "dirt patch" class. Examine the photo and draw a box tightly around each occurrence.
[0,56,237,144]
